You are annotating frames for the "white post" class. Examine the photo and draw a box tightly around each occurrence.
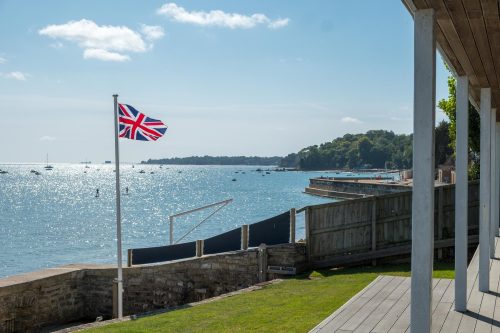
[496,121,500,237]
[479,88,491,292]
[491,109,497,258]
[455,76,468,312]
[411,9,435,333]
[112,94,124,318]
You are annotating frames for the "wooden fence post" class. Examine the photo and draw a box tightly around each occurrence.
[127,249,133,267]
[196,240,204,257]
[438,186,444,259]
[241,224,249,250]
[258,244,268,282]
[169,216,174,245]
[371,198,377,266]
[305,207,312,265]
[290,208,296,243]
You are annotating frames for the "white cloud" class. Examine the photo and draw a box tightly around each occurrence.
[40,136,56,141]
[157,3,289,29]
[0,57,6,64]
[39,19,161,62]
[1,71,28,81]
[83,48,130,62]
[50,41,64,49]
[390,116,411,122]
[341,116,361,124]
[268,18,289,29]
[141,25,165,41]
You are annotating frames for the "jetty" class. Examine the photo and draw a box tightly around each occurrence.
[305,177,412,199]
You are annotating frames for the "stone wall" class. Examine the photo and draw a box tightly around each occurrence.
[308,178,411,197]
[0,267,87,333]
[0,243,306,333]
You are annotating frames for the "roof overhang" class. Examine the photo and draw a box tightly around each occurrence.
[403,0,500,115]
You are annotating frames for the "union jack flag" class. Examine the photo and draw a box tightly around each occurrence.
[118,104,167,141]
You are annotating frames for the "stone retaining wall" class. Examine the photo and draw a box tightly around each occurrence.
[308,178,410,197]
[0,243,306,333]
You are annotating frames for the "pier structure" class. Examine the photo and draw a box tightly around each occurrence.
[305,177,411,199]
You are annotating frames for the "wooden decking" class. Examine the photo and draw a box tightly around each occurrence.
[309,238,500,332]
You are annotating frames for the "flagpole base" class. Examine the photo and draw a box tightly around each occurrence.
[112,278,124,318]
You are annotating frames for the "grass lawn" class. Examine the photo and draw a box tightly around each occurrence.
[85,262,454,333]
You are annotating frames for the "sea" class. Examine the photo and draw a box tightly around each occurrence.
[0,164,386,279]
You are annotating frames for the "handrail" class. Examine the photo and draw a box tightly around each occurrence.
[169,199,233,245]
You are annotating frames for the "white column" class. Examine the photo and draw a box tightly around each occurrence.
[411,9,435,333]
[479,88,491,292]
[491,109,497,258]
[496,121,500,237]
[455,76,468,312]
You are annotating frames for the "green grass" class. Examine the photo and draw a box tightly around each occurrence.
[86,263,454,333]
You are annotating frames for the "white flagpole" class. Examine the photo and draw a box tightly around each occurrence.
[112,94,123,318]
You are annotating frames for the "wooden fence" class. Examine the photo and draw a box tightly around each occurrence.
[303,181,479,268]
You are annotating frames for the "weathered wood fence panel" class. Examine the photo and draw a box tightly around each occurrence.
[305,181,479,268]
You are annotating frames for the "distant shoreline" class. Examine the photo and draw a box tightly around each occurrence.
[141,156,283,166]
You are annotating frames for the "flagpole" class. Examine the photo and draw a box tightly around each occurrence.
[112,94,123,318]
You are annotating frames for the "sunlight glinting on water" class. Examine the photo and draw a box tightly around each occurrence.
[0,164,383,278]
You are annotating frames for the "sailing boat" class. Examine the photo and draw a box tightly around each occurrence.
[44,154,53,170]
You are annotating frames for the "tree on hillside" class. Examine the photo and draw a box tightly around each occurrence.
[280,130,416,170]
[437,74,481,179]
[280,123,453,171]
[435,120,453,166]
[357,137,373,165]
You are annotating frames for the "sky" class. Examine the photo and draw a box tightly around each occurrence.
[0,1,451,163]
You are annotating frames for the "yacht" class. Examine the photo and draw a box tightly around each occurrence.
[44,154,53,170]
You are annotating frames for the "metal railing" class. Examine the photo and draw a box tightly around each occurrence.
[169,199,233,245]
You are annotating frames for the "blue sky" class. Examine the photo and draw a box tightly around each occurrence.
[0,1,450,163]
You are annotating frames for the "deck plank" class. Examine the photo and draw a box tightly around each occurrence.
[432,279,456,333]
[389,279,442,333]
[456,267,481,333]
[309,238,500,333]
[432,301,454,333]
[474,291,495,332]
[473,240,499,333]
[353,278,410,333]
[309,276,385,332]
[340,277,405,331]
[439,307,463,333]
[371,279,412,333]
[311,276,394,332]
[489,245,500,333]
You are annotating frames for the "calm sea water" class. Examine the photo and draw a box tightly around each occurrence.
[0,164,382,278]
